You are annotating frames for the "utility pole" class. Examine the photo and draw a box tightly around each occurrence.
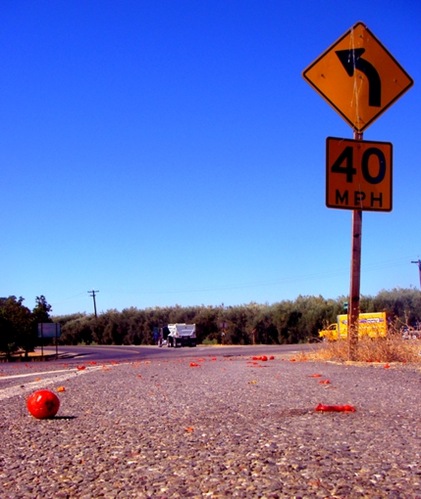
[88,290,99,318]
[411,260,421,289]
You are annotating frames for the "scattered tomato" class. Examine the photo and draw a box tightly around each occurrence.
[27,390,60,419]
[315,403,356,413]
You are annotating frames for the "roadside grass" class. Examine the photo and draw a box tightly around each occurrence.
[306,332,421,364]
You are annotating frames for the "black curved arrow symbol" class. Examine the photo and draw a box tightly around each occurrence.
[336,48,381,107]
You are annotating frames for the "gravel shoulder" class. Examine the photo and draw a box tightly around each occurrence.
[1,354,420,498]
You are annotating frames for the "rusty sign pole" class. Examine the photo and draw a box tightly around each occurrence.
[348,130,363,360]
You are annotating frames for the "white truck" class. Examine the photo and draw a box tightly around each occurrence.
[166,323,197,348]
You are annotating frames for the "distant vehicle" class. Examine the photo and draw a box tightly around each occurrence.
[166,324,197,348]
[319,312,387,341]
[401,327,421,340]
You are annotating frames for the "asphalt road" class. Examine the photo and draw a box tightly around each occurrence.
[41,343,315,363]
[1,343,420,496]
[0,344,316,401]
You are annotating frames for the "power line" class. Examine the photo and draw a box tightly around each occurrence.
[87,290,99,318]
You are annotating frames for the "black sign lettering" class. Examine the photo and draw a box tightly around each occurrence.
[354,191,366,205]
[330,145,387,185]
[370,192,383,208]
[361,147,386,184]
[335,190,349,205]
[331,146,356,183]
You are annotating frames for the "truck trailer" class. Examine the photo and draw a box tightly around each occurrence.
[166,323,197,347]
[319,312,387,341]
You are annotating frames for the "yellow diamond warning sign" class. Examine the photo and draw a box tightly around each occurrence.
[303,22,413,131]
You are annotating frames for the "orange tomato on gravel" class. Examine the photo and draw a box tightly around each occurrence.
[27,390,60,419]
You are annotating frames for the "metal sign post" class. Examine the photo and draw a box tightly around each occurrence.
[349,208,362,359]
[38,323,62,360]
[40,323,44,361]
[348,130,363,359]
[55,323,59,360]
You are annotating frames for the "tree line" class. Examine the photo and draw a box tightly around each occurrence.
[1,288,420,357]
[0,295,52,359]
[55,288,421,346]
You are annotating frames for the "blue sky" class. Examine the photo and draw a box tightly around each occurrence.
[1,1,420,316]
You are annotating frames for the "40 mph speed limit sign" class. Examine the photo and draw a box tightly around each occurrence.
[326,137,392,212]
